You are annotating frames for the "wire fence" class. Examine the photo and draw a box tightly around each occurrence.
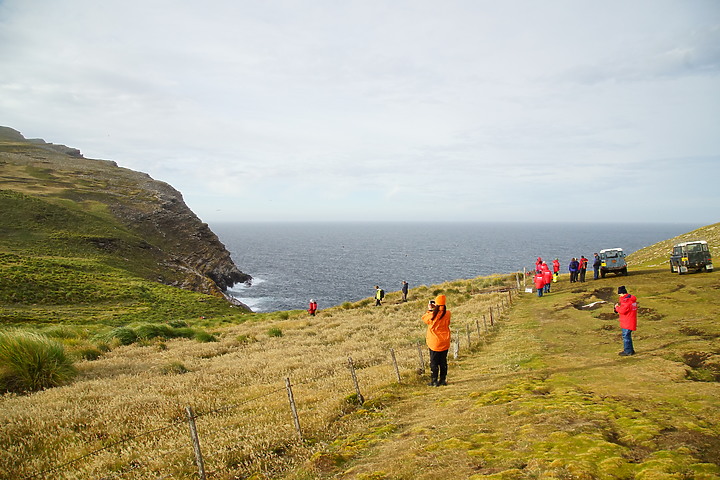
[16,290,516,480]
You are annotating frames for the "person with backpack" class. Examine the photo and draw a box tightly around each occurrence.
[307,299,318,316]
[422,294,451,386]
[374,285,385,306]
[568,258,580,283]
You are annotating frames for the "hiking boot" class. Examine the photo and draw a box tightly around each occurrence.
[618,351,635,356]
[437,379,447,386]
[427,380,438,387]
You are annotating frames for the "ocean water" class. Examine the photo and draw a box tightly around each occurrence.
[211,222,699,313]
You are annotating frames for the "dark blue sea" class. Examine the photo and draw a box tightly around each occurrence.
[211,222,699,313]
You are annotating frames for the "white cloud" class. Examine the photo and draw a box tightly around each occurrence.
[1,0,719,224]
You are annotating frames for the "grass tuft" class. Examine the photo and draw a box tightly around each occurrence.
[0,331,77,393]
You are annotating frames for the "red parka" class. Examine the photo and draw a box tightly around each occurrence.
[615,294,638,330]
[542,269,553,285]
[534,273,545,290]
[552,259,560,273]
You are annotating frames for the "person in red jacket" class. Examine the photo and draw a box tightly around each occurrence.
[613,286,638,356]
[422,294,452,386]
[307,299,318,316]
[542,263,553,294]
[579,256,589,282]
[534,271,546,297]
[552,258,560,282]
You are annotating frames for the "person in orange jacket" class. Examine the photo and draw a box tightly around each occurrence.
[307,299,318,316]
[422,294,451,386]
[613,285,638,356]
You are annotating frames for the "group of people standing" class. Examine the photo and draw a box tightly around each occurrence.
[532,258,556,297]
[533,253,604,295]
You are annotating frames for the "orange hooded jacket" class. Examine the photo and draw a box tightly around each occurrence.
[422,294,452,352]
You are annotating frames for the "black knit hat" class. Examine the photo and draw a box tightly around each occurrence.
[617,286,628,295]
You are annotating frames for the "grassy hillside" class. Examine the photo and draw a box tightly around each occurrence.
[1,129,255,362]
[0,223,717,479]
[628,222,720,268]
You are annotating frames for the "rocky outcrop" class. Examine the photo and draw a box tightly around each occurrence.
[0,126,251,300]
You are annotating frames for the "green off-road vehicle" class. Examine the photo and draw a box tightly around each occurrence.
[670,240,713,274]
[599,248,628,278]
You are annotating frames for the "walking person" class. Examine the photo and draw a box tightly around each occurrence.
[552,258,560,283]
[593,253,601,280]
[401,280,409,302]
[307,299,318,316]
[422,294,451,386]
[614,285,638,356]
[374,285,385,306]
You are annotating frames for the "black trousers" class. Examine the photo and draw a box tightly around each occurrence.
[429,349,449,381]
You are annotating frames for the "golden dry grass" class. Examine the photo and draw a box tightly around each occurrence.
[0,277,513,479]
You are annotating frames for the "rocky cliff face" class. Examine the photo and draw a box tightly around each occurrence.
[0,126,251,301]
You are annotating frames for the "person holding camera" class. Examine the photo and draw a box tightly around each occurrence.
[422,294,452,386]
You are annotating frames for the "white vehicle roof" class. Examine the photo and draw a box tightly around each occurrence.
[674,240,707,247]
[599,248,623,253]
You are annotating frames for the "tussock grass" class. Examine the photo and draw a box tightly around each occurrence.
[0,275,513,479]
[0,331,77,393]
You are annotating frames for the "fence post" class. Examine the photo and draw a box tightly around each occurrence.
[185,407,207,480]
[475,317,485,344]
[483,314,488,333]
[452,337,459,359]
[347,357,365,404]
[466,324,471,349]
[390,348,402,383]
[489,306,494,326]
[508,289,513,306]
[285,377,303,441]
[416,342,425,375]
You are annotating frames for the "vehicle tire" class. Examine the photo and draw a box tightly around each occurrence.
[601,270,606,278]
[623,268,628,276]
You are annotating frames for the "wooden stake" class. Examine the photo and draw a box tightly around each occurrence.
[185,407,207,480]
[416,342,425,375]
[347,357,364,404]
[285,377,302,441]
[390,348,401,383]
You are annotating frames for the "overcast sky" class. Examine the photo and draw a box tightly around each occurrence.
[1,1,719,224]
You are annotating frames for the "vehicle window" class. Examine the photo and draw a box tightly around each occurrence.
[688,244,700,253]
